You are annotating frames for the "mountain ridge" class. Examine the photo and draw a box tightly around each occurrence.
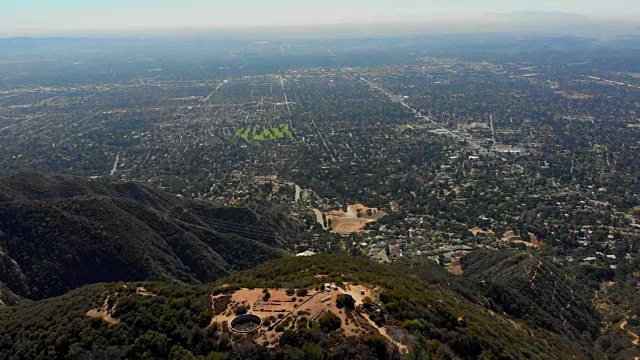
[0,253,603,359]
[0,172,301,300]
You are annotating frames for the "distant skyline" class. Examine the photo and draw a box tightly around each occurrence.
[2,0,639,36]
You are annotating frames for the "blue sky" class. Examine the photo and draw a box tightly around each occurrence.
[2,0,639,36]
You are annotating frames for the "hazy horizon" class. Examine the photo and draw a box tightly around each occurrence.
[3,0,640,37]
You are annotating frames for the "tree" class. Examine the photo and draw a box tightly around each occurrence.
[301,343,324,360]
[405,339,430,360]
[168,345,196,360]
[318,312,341,333]
[363,334,389,360]
[130,330,168,359]
[336,294,356,310]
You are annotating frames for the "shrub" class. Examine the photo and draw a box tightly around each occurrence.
[297,318,308,329]
[235,305,248,316]
[296,288,308,297]
[403,319,421,332]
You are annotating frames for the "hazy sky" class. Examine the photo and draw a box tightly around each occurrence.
[2,0,639,36]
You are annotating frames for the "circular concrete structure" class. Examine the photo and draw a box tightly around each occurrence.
[229,314,262,333]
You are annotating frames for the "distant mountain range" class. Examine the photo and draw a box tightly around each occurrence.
[507,11,585,17]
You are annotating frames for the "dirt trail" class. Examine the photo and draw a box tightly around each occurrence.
[355,309,406,352]
[620,320,640,346]
[337,284,406,352]
[85,292,119,325]
[531,260,542,284]
[136,287,156,297]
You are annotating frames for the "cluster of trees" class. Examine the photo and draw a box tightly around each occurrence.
[0,283,225,359]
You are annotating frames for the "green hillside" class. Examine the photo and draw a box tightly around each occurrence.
[0,172,302,300]
[461,249,601,346]
[0,254,604,359]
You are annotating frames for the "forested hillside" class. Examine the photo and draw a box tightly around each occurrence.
[461,250,601,346]
[0,172,302,300]
[0,282,22,306]
[0,253,604,359]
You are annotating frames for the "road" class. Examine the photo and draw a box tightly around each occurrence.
[358,76,472,143]
[309,115,336,163]
[201,80,227,104]
[312,209,327,230]
[489,113,496,142]
[278,71,292,116]
[110,154,120,176]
